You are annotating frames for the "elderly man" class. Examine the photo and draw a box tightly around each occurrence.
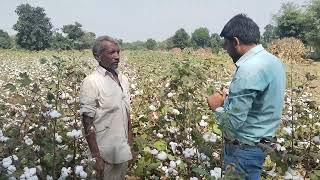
[80,36,132,180]
[207,14,286,180]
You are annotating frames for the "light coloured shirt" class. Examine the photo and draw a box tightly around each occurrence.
[215,45,286,145]
[80,66,132,164]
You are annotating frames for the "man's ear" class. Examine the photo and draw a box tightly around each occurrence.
[233,37,240,47]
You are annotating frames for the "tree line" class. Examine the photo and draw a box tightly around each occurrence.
[0,1,319,53]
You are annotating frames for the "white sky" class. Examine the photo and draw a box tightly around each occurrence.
[0,0,307,42]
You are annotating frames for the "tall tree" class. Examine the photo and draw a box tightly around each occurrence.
[305,0,320,51]
[209,33,223,53]
[145,38,157,50]
[262,24,279,44]
[191,27,210,48]
[171,28,190,49]
[62,22,85,41]
[13,4,53,50]
[0,30,12,49]
[273,3,306,41]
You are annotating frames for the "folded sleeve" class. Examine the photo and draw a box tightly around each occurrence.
[80,77,98,118]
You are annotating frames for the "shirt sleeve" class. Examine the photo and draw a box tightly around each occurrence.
[80,77,98,118]
[214,67,268,131]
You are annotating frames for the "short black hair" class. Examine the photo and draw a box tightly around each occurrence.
[220,14,260,44]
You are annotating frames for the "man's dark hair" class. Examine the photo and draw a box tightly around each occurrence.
[220,14,260,44]
[92,35,118,57]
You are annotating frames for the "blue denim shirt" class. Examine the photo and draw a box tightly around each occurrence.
[215,45,286,145]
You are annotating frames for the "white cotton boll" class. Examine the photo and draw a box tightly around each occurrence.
[149,105,157,111]
[24,137,33,146]
[49,110,61,119]
[7,165,17,174]
[55,133,62,143]
[165,82,170,88]
[65,154,73,162]
[46,175,53,180]
[130,84,136,89]
[277,138,285,143]
[312,136,320,144]
[183,148,195,158]
[199,120,208,127]
[203,133,217,143]
[267,169,277,177]
[157,151,168,160]
[282,127,292,135]
[8,177,17,180]
[156,133,164,138]
[202,115,208,120]
[150,149,159,155]
[172,108,180,115]
[66,130,82,139]
[75,165,83,175]
[210,167,222,178]
[190,177,198,180]
[2,157,12,168]
[167,92,174,98]
[169,142,178,154]
[79,171,87,179]
[39,126,47,131]
[169,161,176,168]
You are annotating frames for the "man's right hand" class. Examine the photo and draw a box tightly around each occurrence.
[94,157,106,180]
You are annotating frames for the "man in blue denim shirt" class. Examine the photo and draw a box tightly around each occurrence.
[207,14,286,179]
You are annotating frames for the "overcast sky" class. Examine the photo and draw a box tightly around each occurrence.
[0,0,307,42]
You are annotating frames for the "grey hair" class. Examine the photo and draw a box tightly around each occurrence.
[92,35,118,57]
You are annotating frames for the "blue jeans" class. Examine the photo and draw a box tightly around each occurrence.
[223,142,266,180]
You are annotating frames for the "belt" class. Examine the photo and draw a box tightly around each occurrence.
[224,137,271,146]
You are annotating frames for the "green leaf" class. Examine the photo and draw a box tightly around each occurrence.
[192,166,209,176]
[154,140,167,151]
[40,57,48,64]
[47,92,55,103]
[4,83,16,92]
[18,72,32,87]
[314,170,320,176]
[146,162,161,171]
[207,85,215,95]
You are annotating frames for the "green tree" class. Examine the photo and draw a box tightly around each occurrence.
[171,28,190,49]
[76,32,96,50]
[262,24,279,45]
[273,3,306,41]
[13,4,53,50]
[209,33,223,53]
[51,32,73,50]
[62,22,85,41]
[304,0,320,52]
[145,38,157,50]
[191,27,210,48]
[0,30,12,49]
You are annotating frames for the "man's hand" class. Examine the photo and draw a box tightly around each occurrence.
[207,90,227,110]
[94,156,106,180]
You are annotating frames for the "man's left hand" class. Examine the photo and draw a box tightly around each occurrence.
[207,90,227,110]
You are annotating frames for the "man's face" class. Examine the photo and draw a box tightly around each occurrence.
[223,38,241,63]
[97,41,120,70]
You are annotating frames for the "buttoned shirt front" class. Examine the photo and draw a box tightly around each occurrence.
[80,66,132,163]
[215,45,286,145]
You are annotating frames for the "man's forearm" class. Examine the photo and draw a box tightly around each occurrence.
[82,115,100,157]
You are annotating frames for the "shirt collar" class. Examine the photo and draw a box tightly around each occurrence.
[235,44,264,67]
[97,66,119,76]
